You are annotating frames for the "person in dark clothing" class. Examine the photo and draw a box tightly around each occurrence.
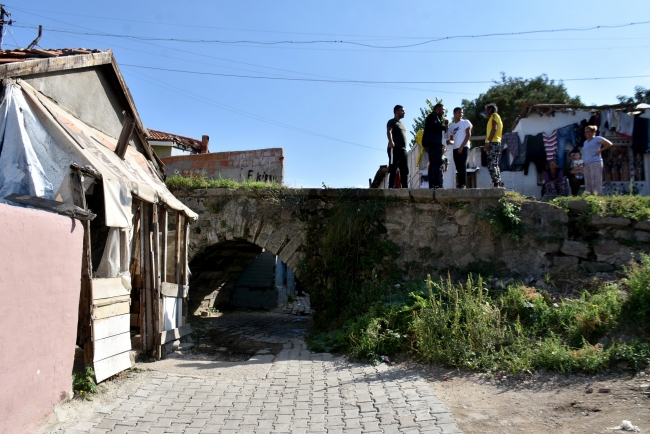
[422,103,448,189]
[386,105,409,188]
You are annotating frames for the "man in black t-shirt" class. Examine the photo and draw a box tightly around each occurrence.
[386,105,409,188]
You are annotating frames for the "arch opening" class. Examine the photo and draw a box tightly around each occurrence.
[188,239,303,315]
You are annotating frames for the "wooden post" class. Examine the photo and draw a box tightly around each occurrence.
[81,219,94,366]
[115,117,135,159]
[139,202,147,351]
[182,217,190,325]
[151,204,162,360]
[160,209,168,283]
[175,212,182,287]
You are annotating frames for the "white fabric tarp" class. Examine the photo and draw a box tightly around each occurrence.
[0,81,197,227]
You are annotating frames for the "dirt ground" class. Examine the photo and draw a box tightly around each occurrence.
[410,362,650,434]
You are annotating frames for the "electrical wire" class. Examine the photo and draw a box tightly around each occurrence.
[120,64,650,84]
[121,66,385,151]
[9,8,650,48]
[41,29,477,96]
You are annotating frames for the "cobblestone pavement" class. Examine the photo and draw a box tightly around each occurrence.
[41,312,461,434]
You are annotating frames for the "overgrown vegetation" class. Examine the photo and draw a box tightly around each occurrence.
[298,191,400,331]
[551,193,650,221]
[72,366,97,394]
[166,174,280,191]
[309,255,650,374]
[483,195,523,240]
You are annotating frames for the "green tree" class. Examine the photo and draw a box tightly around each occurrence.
[617,86,650,104]
[409,97,447,148]
[461,73,582,139]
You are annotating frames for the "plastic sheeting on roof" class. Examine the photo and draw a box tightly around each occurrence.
[5,80,197,225]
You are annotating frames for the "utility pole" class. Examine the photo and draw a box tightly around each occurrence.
[0,5,13,50]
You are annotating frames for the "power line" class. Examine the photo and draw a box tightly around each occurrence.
[120,64,650,84]
[12,20,650,48]
[121,66,385,151]
[10,5,649,42]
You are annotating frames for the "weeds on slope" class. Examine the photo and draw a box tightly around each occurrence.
[309,255,650,374]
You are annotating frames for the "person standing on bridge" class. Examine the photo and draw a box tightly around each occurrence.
[422,103,448,189]
[484,103,504,188]
[387,105,409,188]
[447,107,472,189]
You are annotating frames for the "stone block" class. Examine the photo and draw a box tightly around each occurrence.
[567,200,591,214]
[593,239,622,262]
[453,208,473,226]
[614,230,633,240]
[520,202,568,239]
[634,230,650,243]
[583,261,615,273]
[635,220,650,232]
[434,188,505,201]
[588,215,632,229]
[554,256,579,268]
[560,240,591,259]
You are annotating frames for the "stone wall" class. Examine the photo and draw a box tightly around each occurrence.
[173,188,650,312]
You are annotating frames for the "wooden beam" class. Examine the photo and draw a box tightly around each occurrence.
[79,219,93,365]
[151,203,162,360]
[160,209,168,284]
[92,314,130,341]
[94,351,131,383]
[92,277,129,300]
[93,332,131,362]
[69,169,87,210]
[138,202,146,351]
[161,282,188,298]
[159,324,192,345]
[175,213,182,287]
[182,217,190,325]
[93,301,130,320]
[4,193,96,220]
[115,117,135,159]
[0,51,113,80]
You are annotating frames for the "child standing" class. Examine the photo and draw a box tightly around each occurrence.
[569,148,585,196]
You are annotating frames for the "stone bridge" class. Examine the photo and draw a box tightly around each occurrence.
[174,188,581,313]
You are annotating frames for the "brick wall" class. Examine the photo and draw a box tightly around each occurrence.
[161,148,284,184]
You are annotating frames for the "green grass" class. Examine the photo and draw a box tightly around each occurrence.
[551,193,650,221]
[166,174,281,191]
[309,256,650,373]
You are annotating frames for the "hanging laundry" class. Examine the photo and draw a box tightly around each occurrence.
[524,133,546,175]
[502,132,520,160]
[633,116,648,153]
[617,112,634,137]
[499,148,510,172]
[510,136,527,171]
[556,124,577,169]
[600,109,613,136]
[543,130,558,161]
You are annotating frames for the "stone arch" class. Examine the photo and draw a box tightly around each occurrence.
[176,189,307,313]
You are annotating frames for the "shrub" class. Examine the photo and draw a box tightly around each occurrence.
[552,193,650,221]
[166,174,280,191]
[622,254,650,334]
[72,366,97,394]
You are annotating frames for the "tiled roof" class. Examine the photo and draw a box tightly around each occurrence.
[148,129,202,152]
[0,48,108,63]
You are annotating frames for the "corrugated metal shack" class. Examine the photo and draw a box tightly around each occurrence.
[0,48,198,382]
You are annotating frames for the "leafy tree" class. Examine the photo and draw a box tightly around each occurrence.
[617,86,650,104]
[461,73,583,138]
[409,97,447,148]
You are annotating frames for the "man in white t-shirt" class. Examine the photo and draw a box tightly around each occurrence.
[446,107,473,188]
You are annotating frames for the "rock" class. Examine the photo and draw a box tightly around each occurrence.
[593,239,623,262]
[588,215,632,229]
[634,220,650,232]
[520,202,569,239]
[560,240,591,259]
[585,388,594,394]
[614,230,634,240]
[454,208,473,226]
[458,252,476,268]
[598,387,611,393]
[634,230,650,243]
[568,200,591,214]
[582,261,615,273]
[554,256,579,268]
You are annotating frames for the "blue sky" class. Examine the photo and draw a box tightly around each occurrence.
[7,0,650,187]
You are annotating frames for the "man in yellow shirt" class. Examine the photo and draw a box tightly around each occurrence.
[483,103,504,188]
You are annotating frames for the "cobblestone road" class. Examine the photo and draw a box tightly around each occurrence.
[41,312,461,434]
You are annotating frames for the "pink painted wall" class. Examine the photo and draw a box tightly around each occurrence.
[0,203,84,434]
